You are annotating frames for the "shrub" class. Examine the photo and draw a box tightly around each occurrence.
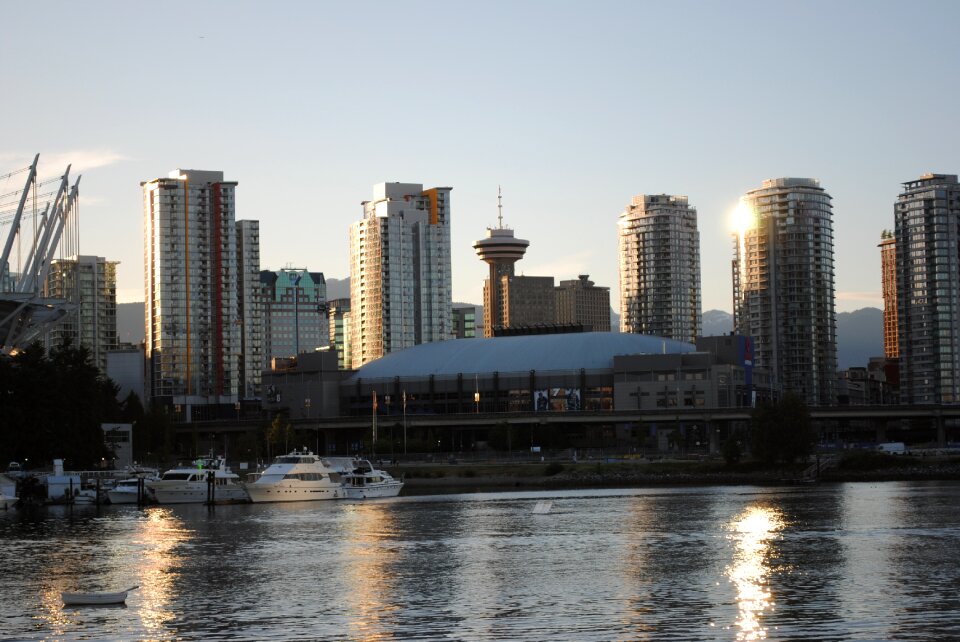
[544,462,565,477]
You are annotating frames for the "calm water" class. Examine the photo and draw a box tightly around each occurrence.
[1,481,959,641]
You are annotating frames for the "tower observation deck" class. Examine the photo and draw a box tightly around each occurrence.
[472,188,529,337]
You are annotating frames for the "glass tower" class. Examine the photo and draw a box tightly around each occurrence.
[733,178,837,406]
[618,194,701,342]
[895,173,960,404]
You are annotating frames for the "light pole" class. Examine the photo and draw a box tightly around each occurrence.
[402,390,407,455]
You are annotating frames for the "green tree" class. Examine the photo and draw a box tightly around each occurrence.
[0,340,117,469]
[749,393,815,464]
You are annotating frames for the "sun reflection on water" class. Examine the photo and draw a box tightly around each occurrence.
[726,505,784,641]
[342,503,399,641]
[136,508,192,636]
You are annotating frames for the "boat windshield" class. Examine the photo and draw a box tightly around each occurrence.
[275,456,314,464]
[161,473,193,481]
[256,474,285,484]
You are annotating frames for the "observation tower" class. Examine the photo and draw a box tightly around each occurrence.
[472,187,529,337]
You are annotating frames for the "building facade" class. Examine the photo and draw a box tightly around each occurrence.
[879,230,898,359]
[237,220,262,399]
[733,177,837,406]
[452,305,477,339]
[142,169,244,418]
[260,268,328,365]
[618,194,701,342]
[894,173,960,404]
[556,274,611,331]
[349,182,452,368]
[327,298,352,370]
[500,275,556,329]
[44,255,118,374]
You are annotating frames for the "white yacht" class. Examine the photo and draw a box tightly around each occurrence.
[341,460,404,499]
[245,449,354,503]
[148,456,249,504]
[107,477,158,505]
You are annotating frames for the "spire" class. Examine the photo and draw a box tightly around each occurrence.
[497,185,504,229]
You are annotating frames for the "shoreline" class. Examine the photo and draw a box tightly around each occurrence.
[397,459,960,494]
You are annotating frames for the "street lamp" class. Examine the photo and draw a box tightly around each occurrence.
[402,390,408,455]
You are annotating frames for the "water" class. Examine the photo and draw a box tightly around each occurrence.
[1,481,959,641]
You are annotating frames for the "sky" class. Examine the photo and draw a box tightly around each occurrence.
[3,1,959,313]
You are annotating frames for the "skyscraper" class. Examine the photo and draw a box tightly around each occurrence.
[878,230,898,359]
[618,194,701,342]
[349,182,452,368]
[327,298,352,369]
[556,274,611,331]
[142,169,246,417]
[236,220,262,399]
[499,275,556,329]
[260,268,328,364]
[44,255,118,374]
[473,190,529,337]
[894,173,960,404]
[733,178,837,406]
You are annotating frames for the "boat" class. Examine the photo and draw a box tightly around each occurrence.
[107,477,158,505]
[62,585,138,606]
[148,456,249,504]
[245,449,354,503]
[341,460,404,499]
[0,492,17,510]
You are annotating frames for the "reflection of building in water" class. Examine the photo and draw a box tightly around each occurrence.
[726,506,784,641]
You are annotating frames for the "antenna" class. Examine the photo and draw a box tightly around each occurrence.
[497,185,504,229]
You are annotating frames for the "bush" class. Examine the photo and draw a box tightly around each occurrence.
[543,462,565,477]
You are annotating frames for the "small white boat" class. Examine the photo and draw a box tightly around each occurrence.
[149,456,248,504]
[0,493,18,510]
[341,460,404,499]
[61,585,139,606]
[107,478,158,504]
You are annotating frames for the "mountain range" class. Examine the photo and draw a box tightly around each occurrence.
[117,300,882,370]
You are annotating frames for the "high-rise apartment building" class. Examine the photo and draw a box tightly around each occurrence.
[500,276,556,328]
[452,305,477,339]
[879,230,898,359]
[733,178,837,406]
[473,191,529,337]
[260,268,328,365]
[44,255,118,373]
[556,274,611,331]
[618,194,701,342]
[349,182,452,368]
[236,220,262,399]
[327,298,352,369]
[894,173,960,404]
[142,169,246,417]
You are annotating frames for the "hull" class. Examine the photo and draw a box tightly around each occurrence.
[150,483,249,505]
[245,482,343,503]
[342,482,403,499]
[62,587,136,605]
[107,489,151,504]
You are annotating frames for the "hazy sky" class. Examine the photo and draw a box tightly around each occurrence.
[3,1,959,313]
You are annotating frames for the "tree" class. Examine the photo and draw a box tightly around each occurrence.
[0,340,117,469]
[749,393,815,464]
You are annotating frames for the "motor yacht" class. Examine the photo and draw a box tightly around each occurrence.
[148,456,248,504]
[245,449,354,503]
[107,477,158,504]
[341,460,404,499]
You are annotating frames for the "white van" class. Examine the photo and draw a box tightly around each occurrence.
[877,442,907,455]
